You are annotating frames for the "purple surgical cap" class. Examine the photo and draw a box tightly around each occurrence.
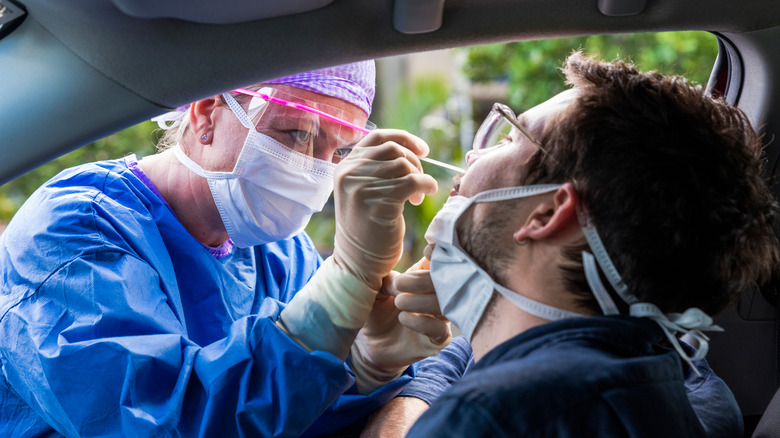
[265,60,376,117]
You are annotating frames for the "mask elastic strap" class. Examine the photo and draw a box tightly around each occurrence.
[630,303,723,376]
[493,282,582,321]
[472,184,572,322]
[450,184,562,247]
[577,204,724,375]
[223,93,255,130]
[471,184,561,204]
[173,146,236,180]
[582,251,619,315]
[577,205,636,305]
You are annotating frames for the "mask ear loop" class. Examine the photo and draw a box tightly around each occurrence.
[151,104,191,130]
[630,303,723,374]
[577,203,722,377]
[451,184,561,246]
[577,205,635,304]
[173,146,236,180]
[574,186,621,316]
[493,282,582,321]
[223,93,254,129]
[582,251,620,315]
[471,184,584,323]
[470,184,562,203]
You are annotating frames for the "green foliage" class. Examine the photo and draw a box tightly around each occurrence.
[378,77,462,268]
[388,31,718,268]
[1,31,719,270]
[381,78,452,132]
[462,31,717,112]
[0,122,160,221]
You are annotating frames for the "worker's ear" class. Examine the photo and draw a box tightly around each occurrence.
[189,97,220,145]
[513,183,578,244]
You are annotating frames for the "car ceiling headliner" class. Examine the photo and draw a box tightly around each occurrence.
[21,0,780,108]
[1,0,779,184]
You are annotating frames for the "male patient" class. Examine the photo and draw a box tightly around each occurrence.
[366,52,779,437]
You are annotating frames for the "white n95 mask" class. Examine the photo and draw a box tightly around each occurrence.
[425,184,582,341]
[174,93,335,248]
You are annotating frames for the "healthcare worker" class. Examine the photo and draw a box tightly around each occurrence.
[0,61,450,437]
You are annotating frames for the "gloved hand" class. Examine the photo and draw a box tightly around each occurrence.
[332,132,437,290]
[351,257,452,394]
[277,130,438,361]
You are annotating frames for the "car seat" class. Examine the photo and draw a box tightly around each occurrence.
[706,286,778,437]
[753,386,780,437]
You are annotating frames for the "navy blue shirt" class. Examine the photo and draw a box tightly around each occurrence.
[405,316,741,437]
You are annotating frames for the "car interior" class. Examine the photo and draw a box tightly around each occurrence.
[1,0,779,436]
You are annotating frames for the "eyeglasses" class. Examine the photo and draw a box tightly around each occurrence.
[473,103,545,150]
[473,102,561,164]
[473,102,570,188]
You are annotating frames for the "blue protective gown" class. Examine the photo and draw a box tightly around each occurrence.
[0,156,411,437]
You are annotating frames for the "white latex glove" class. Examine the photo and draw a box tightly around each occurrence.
[351,257,452,394]
[332,131,437,290]
[277,130,438,360]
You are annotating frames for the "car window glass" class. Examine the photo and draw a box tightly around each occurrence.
[0,31,718,264]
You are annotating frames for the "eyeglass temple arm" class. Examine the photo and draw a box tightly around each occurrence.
[498,104,559,163]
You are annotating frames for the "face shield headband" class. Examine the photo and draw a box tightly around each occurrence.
[153,87,374,164]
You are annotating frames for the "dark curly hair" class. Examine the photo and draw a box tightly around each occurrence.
[520,51,779,315]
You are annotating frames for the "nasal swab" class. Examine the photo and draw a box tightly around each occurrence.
[419,156,466,174]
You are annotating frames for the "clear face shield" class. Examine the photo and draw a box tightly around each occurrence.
[233,87,375,164]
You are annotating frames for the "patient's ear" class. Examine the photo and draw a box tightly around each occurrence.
[513,183,578,244]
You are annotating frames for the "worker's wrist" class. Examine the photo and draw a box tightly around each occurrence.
[277,257,378,359]
[333,226,398,291]
[350,343,407,395]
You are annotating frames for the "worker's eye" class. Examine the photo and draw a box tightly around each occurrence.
[334,147,352,158]
[291,129,314,145]
[330,147,352,164]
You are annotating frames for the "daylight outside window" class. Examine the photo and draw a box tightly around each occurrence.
[0,31,719,269]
